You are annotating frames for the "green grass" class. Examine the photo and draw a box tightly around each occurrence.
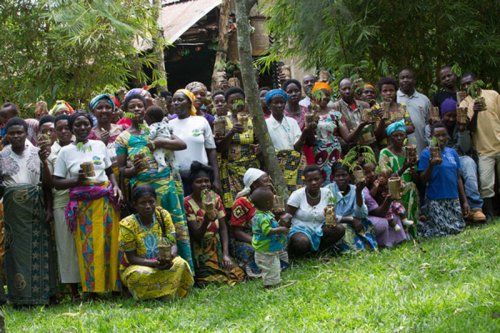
[6,222,500,332]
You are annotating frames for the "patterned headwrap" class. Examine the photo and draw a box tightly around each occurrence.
[440,98,457,117]
[264,89,288,106]
[125,88,151,100]
[311,81,333,94]
[89,94,115,112]
[185,81,207,93]
[49,100,74,116]
[364,83,376,91]
[175,89,198,116]
[386,119,407,136]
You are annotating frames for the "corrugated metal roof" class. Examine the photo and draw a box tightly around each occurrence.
[159,0,221,43]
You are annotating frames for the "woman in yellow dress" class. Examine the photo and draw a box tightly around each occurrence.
[120,185,194,300]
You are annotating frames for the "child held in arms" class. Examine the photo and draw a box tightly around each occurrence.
[145,106,174,172]
[251,187,289,288]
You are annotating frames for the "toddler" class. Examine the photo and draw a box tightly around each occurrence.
[251,187,289,288]
[145,106,175,173]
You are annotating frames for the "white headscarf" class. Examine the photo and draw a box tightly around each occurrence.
[236,168,266,199]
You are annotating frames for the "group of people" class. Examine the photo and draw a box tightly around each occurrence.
[0,65,498,304]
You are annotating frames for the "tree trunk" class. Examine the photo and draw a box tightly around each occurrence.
[210,0,231,91]
[235,0,289,200]
[153,0,168,92]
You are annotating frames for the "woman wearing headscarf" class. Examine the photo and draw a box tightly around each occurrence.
[185,81,215,126]
[115,92,194,271]
[230,168,274,277]
[310,82,368,184]
[379,120,419,236]
[265,89,313,193]
[49,100,74,116]
[88,94,125,178]
[169,89,221,194]
[216,87,260,209]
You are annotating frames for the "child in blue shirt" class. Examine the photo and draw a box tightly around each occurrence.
[251,187,289,288]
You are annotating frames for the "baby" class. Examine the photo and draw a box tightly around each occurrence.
[250,187,289,289]
[145,106,174,173]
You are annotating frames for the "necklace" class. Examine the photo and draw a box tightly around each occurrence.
[306,189,320,200]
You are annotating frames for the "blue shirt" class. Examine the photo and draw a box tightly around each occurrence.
[252,210,286,253]
[325,182,368,220]
[418,146,461,200]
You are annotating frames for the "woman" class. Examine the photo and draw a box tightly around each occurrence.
[119,185,194,300]
[374,77,415,146]
[169,89,221,194]
[326,163,378,252]
[283,79,307,130]
[184,162,245,285]
[217,87,260,208]
[53,112,122,295]
[379,120,419,232]
[265,89,313,193]
[362,163,407,248]
[230,168,273,276]
[287,165,346,256]
[212,90,227,117]
[0,118,57,305]
[88,94,124,177]
[418,122,468,237]
[115,92,194,271]
[310,82,369,184]
[49,100,74,116]
[185,81,215,125]
[47,114,80,299]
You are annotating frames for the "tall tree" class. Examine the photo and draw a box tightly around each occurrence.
[0,0,162,115]
[261,0,499,93]
[235,0,289,200]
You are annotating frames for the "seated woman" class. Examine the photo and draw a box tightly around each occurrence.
[326,163,377,252]
[119,185,194,301]
[362,163,407,248]
[287,165,345,256]
[184,162,245,286]
[418,122,468,237]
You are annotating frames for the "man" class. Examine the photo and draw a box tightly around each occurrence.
[432,65,458,110]
[460,73,500,220]
[332,78,373,146]
[0,103,19,138]
[361,83,377,106]
[299,74,317,108]
[397,69,431,154]
[0,117,57,305]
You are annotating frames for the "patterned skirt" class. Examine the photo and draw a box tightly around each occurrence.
[276,150,307,194]
[337,219,378,253]
[419,198,465,238]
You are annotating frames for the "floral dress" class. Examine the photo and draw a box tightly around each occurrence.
[313,111,344,184]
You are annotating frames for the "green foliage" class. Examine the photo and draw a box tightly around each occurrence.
[340,145,377,172]
[430,136,439,147]
[261,0,500,94]
[0,0,162,117]
[467,80,485,98]
[76,142,92,152]
[6,222,500,332]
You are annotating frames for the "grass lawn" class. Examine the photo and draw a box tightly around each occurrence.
[6,222,500,332]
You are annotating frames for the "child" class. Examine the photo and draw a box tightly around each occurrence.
[145,106,175,173]
[251,187,289,288]
[366,165,414,231]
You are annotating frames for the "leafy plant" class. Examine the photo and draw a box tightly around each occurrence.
[340,145,377,172]
[467,80,485,98]
[76,142,92,152]
[430,136,439,147]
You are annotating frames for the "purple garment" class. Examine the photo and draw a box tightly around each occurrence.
[169,112,215,126]
[362,188,407,247]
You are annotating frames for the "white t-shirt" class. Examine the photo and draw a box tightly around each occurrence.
[266,115,302,151]
[169,116,216,171]
[54,140,111,182]
[287,187,331,233]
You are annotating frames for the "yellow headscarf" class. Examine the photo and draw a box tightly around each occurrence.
[175,89,198,116]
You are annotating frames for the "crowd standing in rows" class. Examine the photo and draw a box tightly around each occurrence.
[0,65,498,304]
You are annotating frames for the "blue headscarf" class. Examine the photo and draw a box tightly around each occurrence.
[440,98,457,117]
[265,89,288,106]
[89,94,115,112]
[386,119,406,136]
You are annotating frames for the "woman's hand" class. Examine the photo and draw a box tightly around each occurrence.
[351,218,364,234]
[38,147,50,163]
[231,123,245,134]
[461,202,470,218]
[156,258,173,270]
[113,186,123,203]
[221,254,234,270]
[355,180,366,192]
[76,169,88,186]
